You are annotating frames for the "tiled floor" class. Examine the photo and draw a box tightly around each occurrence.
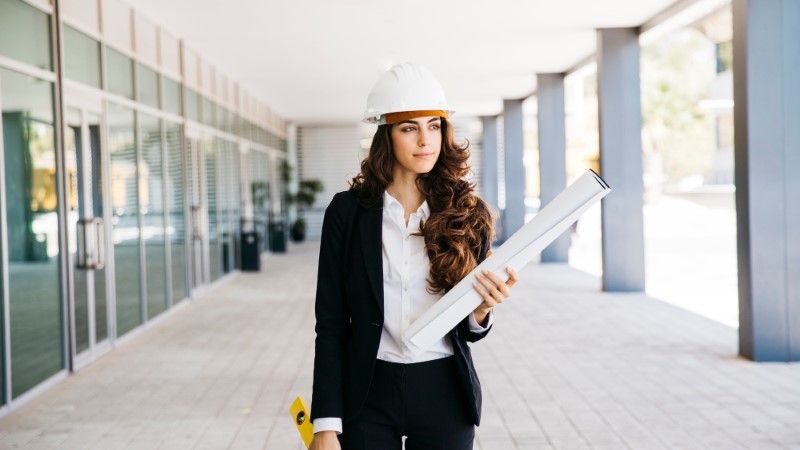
[0,242,798,449]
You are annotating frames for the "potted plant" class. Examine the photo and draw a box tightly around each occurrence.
[283,161,324,242]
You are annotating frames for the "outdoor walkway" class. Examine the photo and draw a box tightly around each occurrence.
[0,242,799,449]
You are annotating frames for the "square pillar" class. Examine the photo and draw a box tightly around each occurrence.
[537,73,569,263]
[480,115,499,214]
[502,99,525,241]
[733,0,800,362]
[597,28,646,292]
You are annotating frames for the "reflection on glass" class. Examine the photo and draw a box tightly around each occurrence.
[63,109,108,352]
[166,122,187,302]
[251,151,271,253]
[137,64,159,109]
[0,0,51,71]
[140,113,166,319]
[162,76,182,116]
[64,108,89,354]
[205,139,220,281]
[218,139,230,273]
[64,25,101,88]
[106,47,134,99]
[108,103,140,336]
[225,141,241,270]
[1,68,62,399]
[87,113,108,343]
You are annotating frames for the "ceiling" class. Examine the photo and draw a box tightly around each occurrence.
[132,0,683,125]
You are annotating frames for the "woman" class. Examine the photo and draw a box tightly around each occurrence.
[309,62,517,450]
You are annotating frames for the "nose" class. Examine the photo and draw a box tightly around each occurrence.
[418,128,430,148]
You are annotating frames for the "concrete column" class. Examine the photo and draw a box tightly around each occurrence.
[597,28,645,292]
[502,99,525,241]
[733,0,800,362]
[537,73,569,263]
[480,116,499,214]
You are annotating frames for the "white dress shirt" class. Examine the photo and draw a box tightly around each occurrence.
[313,191,493,434]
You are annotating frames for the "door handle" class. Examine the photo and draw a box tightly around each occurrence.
[191,204,204,241]
[76,218,105,270]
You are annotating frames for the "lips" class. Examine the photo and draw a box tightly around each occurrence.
[414,153,434,157]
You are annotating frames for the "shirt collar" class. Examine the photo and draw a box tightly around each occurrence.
[383,190,430,220]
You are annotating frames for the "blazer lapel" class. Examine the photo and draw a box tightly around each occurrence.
[360,203,384,317]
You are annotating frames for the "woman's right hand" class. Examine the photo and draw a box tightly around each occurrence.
[309,431,341,450]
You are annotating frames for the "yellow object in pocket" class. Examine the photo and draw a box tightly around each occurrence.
[289,396,314,448]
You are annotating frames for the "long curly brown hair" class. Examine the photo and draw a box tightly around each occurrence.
[349,118,495,294]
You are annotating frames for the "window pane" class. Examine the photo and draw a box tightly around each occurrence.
[250,151,271,253]
[185,88,200,122]
[64,108,90,354]
[165,122,186,303]
[205,139,220,281]
[1,68,62,399]
[218,141,232,273]
[139,113,166,318]
[162,76,182,116]
[63,25,101,88]
[137,63,159,109]
[226,142,241,270]
[108,103,140,336]
[202,96,215,127]
[106,47,134,99]
[0,0,51,71]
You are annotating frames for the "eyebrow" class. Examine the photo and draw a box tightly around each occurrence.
[397,117,442,125]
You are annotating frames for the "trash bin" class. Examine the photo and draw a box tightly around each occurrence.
[269,219,287,253]
[241,230,261,271]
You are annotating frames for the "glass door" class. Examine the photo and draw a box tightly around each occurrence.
[64,104,112,370]
[186,130,208,290]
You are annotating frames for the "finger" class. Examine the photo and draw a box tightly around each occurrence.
[505,267,518,285]
[476,274,505,303]
[472,280,498,307]
[481,270,510,297]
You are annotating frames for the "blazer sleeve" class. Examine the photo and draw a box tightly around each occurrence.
[310,193,352,422]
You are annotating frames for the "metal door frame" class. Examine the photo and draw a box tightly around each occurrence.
[186,125,210,292]
[62,87,115,372]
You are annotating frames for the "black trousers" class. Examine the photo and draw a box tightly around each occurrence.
[338,356,475,450]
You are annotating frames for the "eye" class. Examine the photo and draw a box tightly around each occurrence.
[430,123,440,130]
[401,126,416,132]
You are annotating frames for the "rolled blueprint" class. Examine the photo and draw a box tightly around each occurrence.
[402,169,611,355]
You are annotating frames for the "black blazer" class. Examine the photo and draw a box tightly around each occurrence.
[310,190,493,427]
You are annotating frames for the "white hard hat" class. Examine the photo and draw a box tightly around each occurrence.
[362,62,454,124]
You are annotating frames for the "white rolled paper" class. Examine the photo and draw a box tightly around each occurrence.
[402,169,611,355]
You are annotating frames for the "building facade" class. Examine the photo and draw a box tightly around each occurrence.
[0,0,289,413]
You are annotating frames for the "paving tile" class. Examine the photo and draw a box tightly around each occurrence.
[0,243,799,450]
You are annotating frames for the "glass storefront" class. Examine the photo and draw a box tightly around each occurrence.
[250,151,272,253]
[64,108,109,355]
[139,113,166,319]
[166,122,186,303]
[108,103,140,336]
[205,139,220,281]
[0,0,287,412]
[1,67,63,399]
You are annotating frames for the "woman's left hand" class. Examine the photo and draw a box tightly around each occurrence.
[472,263,518,324]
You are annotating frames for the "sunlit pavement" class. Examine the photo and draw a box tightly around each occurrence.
[1,239,798,450]
[569,193,739,327]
